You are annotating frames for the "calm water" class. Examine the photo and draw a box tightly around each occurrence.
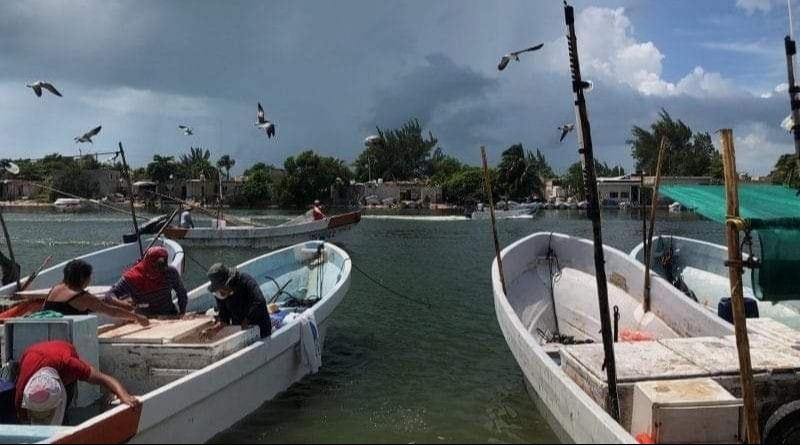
[0,208,723,444]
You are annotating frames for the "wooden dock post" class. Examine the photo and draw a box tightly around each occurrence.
[720,129,761,444]
[643,136,668,313]
[481,146,508,295]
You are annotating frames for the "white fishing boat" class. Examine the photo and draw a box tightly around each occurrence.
[630,236,800,328]
[471,202,540,220]
[0,241,351,444]
[163,211,361,248]
[493,232,800,443]
[53,199,91,212]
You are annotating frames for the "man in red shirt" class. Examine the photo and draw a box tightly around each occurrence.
[311,200,326,221]
[15,340,140,425]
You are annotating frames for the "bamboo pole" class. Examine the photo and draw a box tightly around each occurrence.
[144,207,181,253]
[480,146,507,295]
[118,142,144,258]
[643,136,668,313]
[564,1,620,421]
[0,208,20,289]
[720,129,760,444]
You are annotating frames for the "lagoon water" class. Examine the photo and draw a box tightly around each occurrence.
[2,208,722,444]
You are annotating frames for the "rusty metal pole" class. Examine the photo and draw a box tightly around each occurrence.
[720,129,761,444]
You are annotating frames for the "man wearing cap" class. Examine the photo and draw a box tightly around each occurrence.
[15,340,139,425]
[202,263,272,339]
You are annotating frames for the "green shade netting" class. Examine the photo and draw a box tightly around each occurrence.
[660,185,800,302]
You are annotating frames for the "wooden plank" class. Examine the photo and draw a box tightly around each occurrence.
[99,318,214,344]
[749,318,800,349]
[661,336,800,375]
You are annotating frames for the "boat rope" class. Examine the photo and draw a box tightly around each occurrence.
[344,258,433,309]
[546,233,563,336]
[142,189,271,228]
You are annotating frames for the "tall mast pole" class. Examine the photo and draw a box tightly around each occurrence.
[785,0,800,184]
[564,1,620,421]
[118,142,144,258]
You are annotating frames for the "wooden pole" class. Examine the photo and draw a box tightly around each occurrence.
[564,2,620,421]
[0,208,20,290]
[118,142,144,258]
[720,129,761,444]
[643,136,668,313]
[145,207,181,253]
[481,146,508,295]
[640,172,647,254]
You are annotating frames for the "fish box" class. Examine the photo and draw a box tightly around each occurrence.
[630,378,743,444]
[98,317,261,395]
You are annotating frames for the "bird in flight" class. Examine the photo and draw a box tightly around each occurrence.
[26,81,62,98]
[75,126,102,144]
[256,103,276,139]
[782,114,795,132]
[558,123,576,142]
[179,125,194,136]
[498,44,544,71]
[0,160,20,175]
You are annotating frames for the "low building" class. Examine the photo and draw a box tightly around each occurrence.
[545,179,568,201]
[0,180,37,201]
[330,180,443,207]
[597,175,714,206]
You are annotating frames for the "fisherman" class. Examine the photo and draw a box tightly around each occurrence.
[15,340,140,425]
[105,247,189,318]
[180,207,195,229]
[311,200,326,221]
[43,259,149,326]
[200,263,272,339]
[0,248,20,286]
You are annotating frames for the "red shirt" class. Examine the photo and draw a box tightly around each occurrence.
[312,207,325,221]
[15,341,92,418]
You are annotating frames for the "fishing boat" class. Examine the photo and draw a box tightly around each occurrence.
[493,232,800,443]
[163,211,361,248]
[53,198,91,212]
[0,241,351,444]
[471,202,541,220]
[630,236,800,328]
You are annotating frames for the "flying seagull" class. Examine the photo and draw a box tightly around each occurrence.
[782,114,795,132]
[26,81,62,98]
[498,43,545,71]
[256,103,276,139]
[179,125,194,136]
[558,123,576,142]
[74,126,102,144]
[0,160,20,175]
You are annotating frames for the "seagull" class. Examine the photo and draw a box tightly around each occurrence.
[498,43,545,71]
[782,114,795,132]
[558,123,576,142]
[26,81,62,98]
[74,126,102,144]
[179,125,194,136]
[255,103,276,138]
[0,160,20,175]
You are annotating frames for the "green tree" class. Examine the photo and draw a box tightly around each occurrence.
[562,160,624,200]
[771,154,800,187]
[496,144,552,200]
[442,168,494,204]
[217,155,236,180]
[274,151,352,207]
[146,155,180,183]
[180,147,217,179]
[355,119,438,181]
[239,163,273,207]
[630,109,716,177]
[429,148,465,184]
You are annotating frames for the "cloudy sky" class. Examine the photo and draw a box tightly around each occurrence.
[0,0,796,175]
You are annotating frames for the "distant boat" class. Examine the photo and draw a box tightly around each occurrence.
[630,236,800,328]
[471,202,540,220]
[492,232,761,443]
[1,241,351,444]
[164,211,361,248]
[668,202,683,213]
[53,198,90,212]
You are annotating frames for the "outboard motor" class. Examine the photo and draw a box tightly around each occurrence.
[717,297,759,324]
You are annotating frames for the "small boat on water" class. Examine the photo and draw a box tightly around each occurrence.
[630,236,800,328]
[0,241,351,444]
[493,232,800,443]
[53,198,91,212]
[163,211,361,248]
[471,202,541,220]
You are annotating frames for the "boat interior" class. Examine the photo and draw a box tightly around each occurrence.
[503,234,800,439]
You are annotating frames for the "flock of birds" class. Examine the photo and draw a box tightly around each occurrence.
[22,80,278,146]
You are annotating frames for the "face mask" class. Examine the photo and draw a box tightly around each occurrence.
[215,290,233,300]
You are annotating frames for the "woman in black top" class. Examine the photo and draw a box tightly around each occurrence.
[43,260,149,326]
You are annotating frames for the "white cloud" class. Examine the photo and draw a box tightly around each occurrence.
[731,123,793,175]
[776,83,790,93]
[699,41,771,56]
[736,0,776,14]
[79,87,212,118]
[542,7,745,99]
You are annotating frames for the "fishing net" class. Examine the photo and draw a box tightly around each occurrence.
[660,185,800,302]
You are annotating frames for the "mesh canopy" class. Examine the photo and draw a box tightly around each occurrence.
[660,185,800,302]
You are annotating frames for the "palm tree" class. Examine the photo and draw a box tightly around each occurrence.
[180,147,216,179]
[771,154,800,187]
[217,155,236,180]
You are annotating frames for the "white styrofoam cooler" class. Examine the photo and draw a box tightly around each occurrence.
[631,378,744,444]
[2,316,100,408]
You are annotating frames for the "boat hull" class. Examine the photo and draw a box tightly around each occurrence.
[164,212,361,248]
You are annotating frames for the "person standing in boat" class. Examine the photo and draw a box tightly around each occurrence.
[311,200,326,221]
[201,263,272,339]
[43,260,149,326]
[105,247,188,318]
[180,207,195,229]
[15,340,140,425]
[0,248,20,286]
